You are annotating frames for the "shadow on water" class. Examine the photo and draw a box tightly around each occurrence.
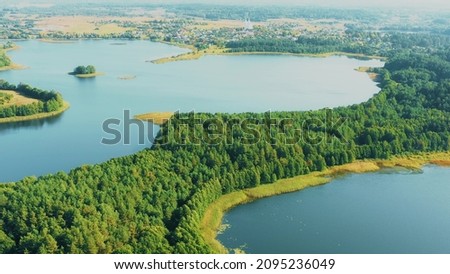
[0,112,65,132]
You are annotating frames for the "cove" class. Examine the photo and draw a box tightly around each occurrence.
[218,165,450,254]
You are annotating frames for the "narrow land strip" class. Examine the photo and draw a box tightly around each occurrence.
[135,112,175,125]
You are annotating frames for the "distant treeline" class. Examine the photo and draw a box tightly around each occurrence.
[226,32,450,57]
[0,81,64,118]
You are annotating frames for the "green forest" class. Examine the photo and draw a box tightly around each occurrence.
[1,33,450,253]
[0,81,65,118]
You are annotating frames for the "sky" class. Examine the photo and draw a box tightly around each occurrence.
[3,0,450,9]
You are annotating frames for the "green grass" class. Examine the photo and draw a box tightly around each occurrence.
[135,112,174,125]
[0,45,26,71]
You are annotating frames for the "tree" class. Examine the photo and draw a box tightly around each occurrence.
[73,65,96,75]
[86,65,96,74]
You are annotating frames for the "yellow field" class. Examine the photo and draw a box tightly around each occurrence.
[0,45,27,71]
[36,16,134,35]
[201,152,450,253]
[151,46,227,64]
[356,66,380,81]
[135,112,174,125]
[0,90,39,106]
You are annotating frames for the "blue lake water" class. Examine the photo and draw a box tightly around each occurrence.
[218,166,450,254]
[0,40,382,182]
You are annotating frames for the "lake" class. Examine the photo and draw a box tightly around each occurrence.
[0,40,382,182]
[218,165,450,254]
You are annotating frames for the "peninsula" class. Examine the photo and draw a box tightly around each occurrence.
[0,81,69,124]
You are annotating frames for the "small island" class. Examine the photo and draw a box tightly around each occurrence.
[135,112,174,125]
[69,65,104,78]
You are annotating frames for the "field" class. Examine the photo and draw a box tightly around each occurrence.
[135,112,175,125]
[0,90,39,106]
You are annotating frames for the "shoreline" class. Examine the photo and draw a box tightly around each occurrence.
[200,152,450,254]
[0,101,70,124]
[151,47,386,64]
[135,112,174,125]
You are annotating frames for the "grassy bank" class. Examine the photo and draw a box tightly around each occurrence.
[0,101,70,124]
[135,112,174,125]
[201,152,450,253]
[151,46,385,64]
[151,46,226,64]
[71,72,104,78]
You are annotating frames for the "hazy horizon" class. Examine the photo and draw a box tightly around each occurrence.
[3,0,450,10]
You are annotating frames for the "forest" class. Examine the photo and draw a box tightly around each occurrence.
[0,81,65,118]
[1,33,450,253]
